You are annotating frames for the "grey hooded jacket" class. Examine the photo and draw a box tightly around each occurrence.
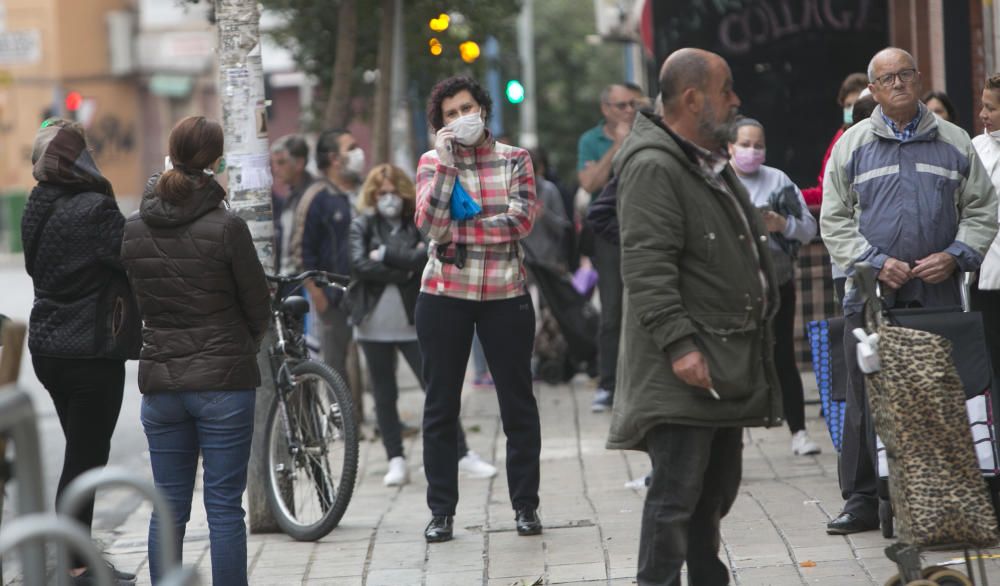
[820,103,998,313]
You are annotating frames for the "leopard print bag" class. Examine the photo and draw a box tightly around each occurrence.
[868,325,999,547]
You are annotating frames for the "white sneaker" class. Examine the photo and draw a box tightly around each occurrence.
[458,450,498,479]
[791,430,821,456]
[624,475,650,490]
[591,388,613,412]
[383,456,409,486]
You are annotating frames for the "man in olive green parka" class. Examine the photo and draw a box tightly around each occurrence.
[608,48,783,585]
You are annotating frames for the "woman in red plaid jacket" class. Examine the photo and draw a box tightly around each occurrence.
[414,76,543,543]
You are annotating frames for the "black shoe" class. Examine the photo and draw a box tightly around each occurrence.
[424,515,454,543]
[826,512,878,535]
[515,508,543,536]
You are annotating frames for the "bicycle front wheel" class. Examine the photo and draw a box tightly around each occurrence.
[266,359,359,541]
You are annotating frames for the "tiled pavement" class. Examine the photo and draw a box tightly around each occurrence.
[23,374,1000,584]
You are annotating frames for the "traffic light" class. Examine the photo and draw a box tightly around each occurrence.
[459,41,480,64]
[428,38,442,56]
[505,80,525,104]
[65,91,83,112]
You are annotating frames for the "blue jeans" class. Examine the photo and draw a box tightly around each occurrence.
[141,390,255,585]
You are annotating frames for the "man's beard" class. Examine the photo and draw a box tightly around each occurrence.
[698,101,734,150]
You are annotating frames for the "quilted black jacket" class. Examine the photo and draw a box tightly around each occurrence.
[21,184,130,358]
[22,119,138,359]
[121,174,271,394]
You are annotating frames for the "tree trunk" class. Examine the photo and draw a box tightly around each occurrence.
[371,0,395,165]
[322,0,358,129]
[215,0,278,533]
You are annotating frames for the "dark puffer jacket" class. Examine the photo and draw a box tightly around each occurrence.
[121,174,271,394]
[21,123,137,359]
[347,211,427,327]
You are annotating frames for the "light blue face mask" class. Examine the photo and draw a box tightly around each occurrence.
[215,157,227,175]
[843,106,854,126]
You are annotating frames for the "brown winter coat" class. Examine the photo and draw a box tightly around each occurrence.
[121,174,271,394]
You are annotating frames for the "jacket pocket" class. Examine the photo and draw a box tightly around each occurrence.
[694,322,761,401]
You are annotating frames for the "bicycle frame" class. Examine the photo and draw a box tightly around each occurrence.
[264,271,349,470]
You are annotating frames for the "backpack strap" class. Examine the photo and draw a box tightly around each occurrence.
[287,179,333,274]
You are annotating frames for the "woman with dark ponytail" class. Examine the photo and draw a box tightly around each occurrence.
[121,116,270,585]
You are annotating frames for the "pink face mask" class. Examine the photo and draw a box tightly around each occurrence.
[731,146,766,174]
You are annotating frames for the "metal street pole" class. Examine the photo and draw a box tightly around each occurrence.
[215,0,279,532]
[517,0,537,149]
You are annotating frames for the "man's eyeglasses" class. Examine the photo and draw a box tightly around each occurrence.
[605,100,637,112]
[874,68,917,88]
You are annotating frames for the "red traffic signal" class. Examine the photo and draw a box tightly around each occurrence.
[65,91,83,112]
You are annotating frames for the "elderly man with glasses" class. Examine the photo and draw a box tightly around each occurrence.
[821,47,998,535]
[577,82,645,413]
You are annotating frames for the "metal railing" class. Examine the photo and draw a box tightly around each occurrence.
[0,385,199,585]
[57,468,198,586]
[0,385,49,585]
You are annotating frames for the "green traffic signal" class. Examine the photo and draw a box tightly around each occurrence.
[505,80,525,104]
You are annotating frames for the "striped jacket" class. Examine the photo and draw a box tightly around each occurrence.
[415,135,537,301]
[821,102,998,313]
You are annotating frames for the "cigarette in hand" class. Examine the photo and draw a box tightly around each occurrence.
[707,387,721,400]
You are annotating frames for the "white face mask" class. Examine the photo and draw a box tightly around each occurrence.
[448,112,485,145]
[344,148,366,176]
[376,193,404,219]
[986,128,1000,141]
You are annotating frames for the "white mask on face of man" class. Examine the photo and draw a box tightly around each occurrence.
[447,112,486,146]
[344,148,366,176]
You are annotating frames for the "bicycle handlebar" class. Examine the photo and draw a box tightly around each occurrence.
[265,270,351,289]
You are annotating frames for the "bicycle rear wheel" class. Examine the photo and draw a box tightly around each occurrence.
[266,359,359,541]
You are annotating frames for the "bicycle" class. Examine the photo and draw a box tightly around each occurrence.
[263,270,359,541]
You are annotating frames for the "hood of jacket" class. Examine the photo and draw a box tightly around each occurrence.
[613,111,706,179]
[31,122,114,197]
[140,172,227,228]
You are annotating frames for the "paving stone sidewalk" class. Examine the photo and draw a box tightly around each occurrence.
[62,377,1000,584]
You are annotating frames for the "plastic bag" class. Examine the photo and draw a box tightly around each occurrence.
[450,178,482,221]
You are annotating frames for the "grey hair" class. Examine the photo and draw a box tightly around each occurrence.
[600,82,641,104]
[271,134,309,161]
[728,117,764,143]
[868,47,918,82]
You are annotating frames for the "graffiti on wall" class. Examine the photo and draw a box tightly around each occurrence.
[660,0,876,55]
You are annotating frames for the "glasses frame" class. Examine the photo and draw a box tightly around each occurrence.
[874,68,917,88]
[605,100,638,112]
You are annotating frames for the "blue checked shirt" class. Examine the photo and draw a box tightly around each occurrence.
[881,110,921,141]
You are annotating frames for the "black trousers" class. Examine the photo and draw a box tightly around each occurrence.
[971,283,1000,379]
[31,356,125,559]
[359,340,468,460]
[774,281,806,433]
[592,236,623,394]
[416,293,540,516]
[638,424,742,586]
[838,311,879,524]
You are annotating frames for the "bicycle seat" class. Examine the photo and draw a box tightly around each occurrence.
[282,296,311,318]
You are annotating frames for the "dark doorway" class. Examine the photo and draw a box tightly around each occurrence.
[650,0,890,188]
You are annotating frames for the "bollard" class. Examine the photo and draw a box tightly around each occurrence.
[0,386,48,585]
